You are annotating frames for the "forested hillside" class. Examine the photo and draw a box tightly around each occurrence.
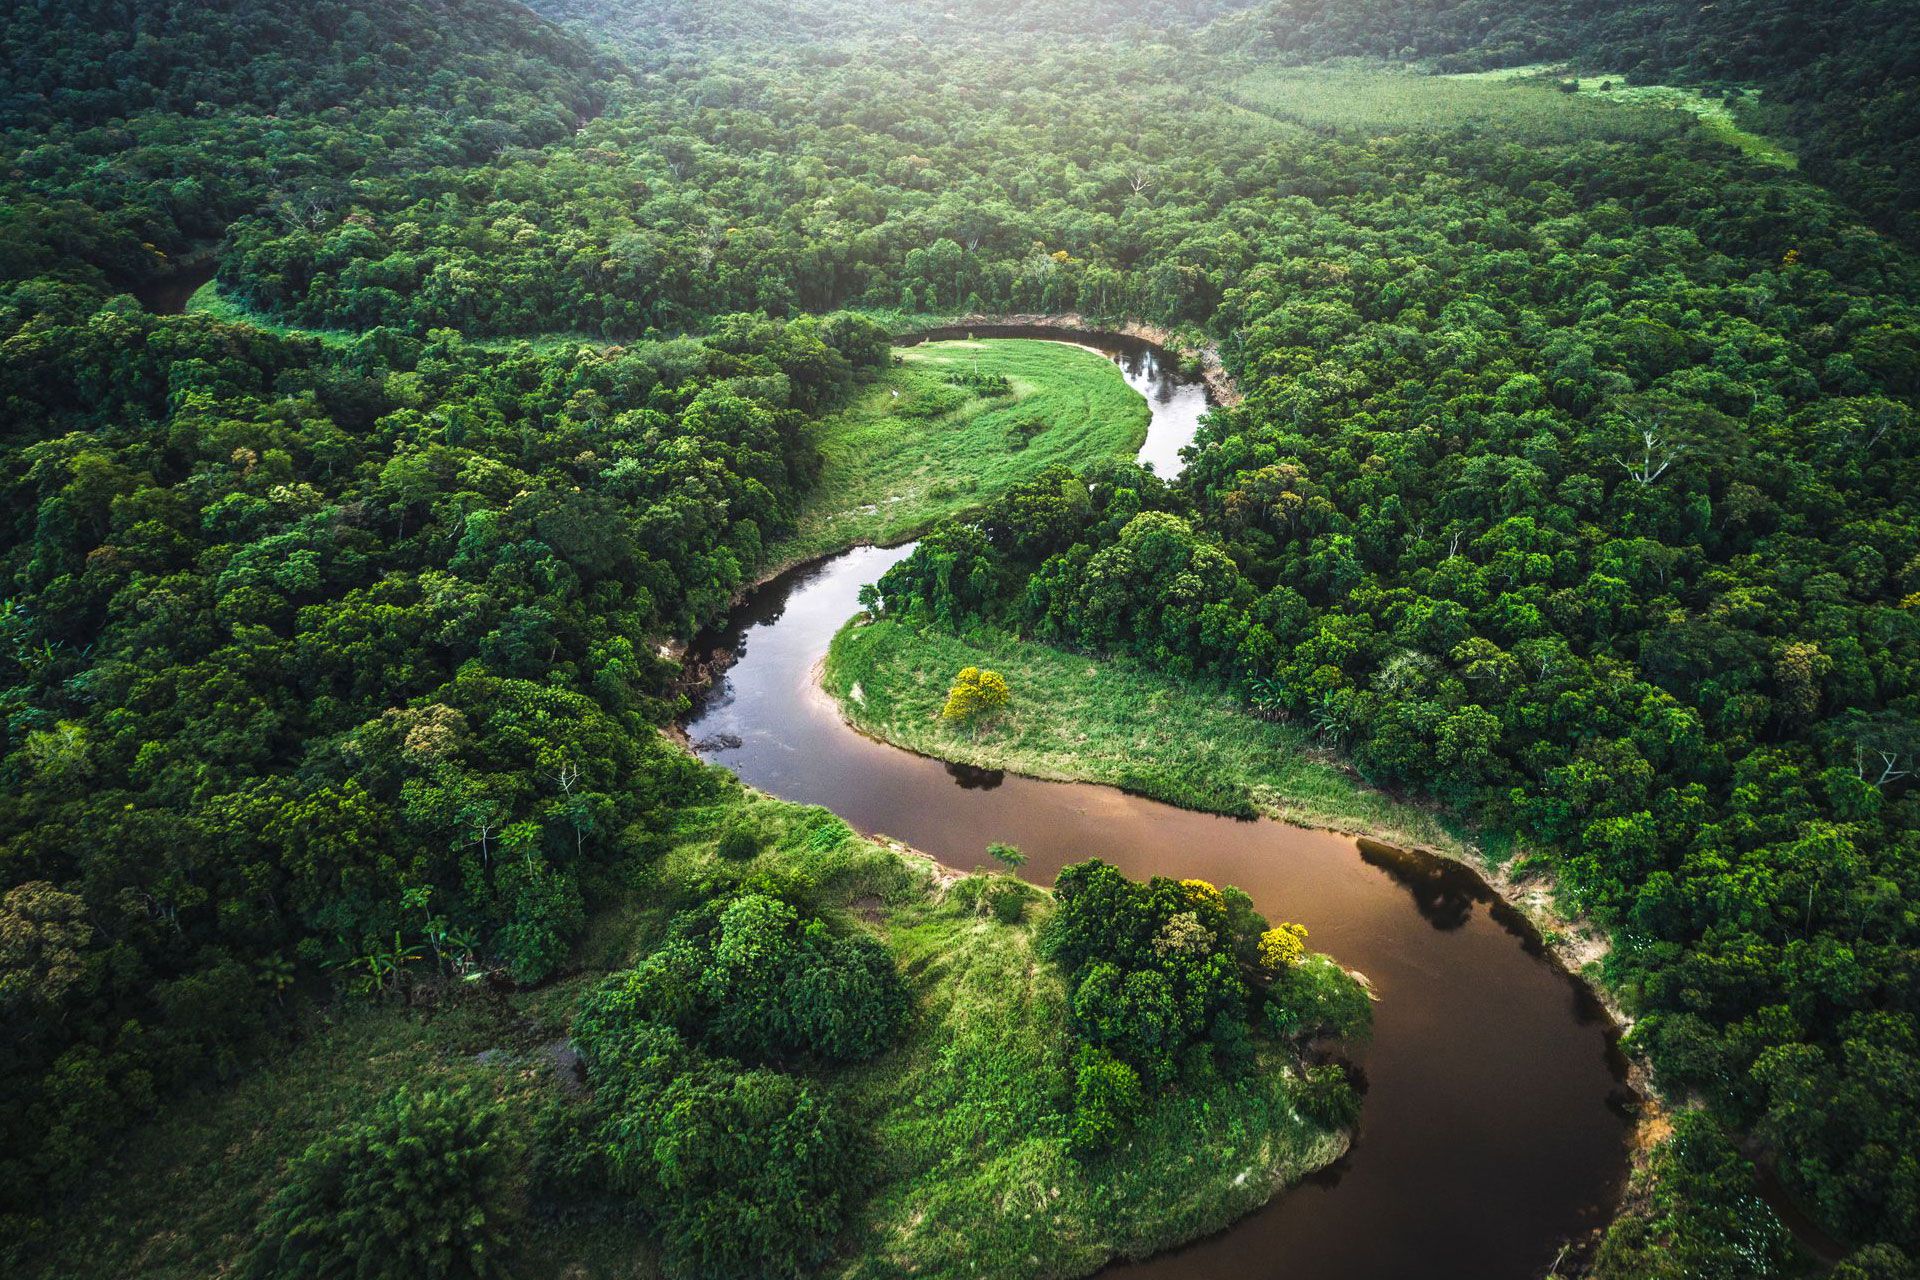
[1212,0,1920,243]
[3,0,1919,1277]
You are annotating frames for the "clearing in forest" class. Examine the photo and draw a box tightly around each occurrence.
[771,337,1151,568]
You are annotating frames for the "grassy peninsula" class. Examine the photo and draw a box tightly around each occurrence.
[825,617,1472,857]
[770,338,1151,567]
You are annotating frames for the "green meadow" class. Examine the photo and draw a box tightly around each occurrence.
[769,338,1151,569]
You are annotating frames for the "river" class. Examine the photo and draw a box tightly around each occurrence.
[683,333,1634,1280]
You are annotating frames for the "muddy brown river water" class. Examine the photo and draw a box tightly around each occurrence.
[684,334,1634,1280]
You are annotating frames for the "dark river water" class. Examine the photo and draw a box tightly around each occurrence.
[684,334,1634,1280]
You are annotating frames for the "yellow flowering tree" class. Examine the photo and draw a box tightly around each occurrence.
[941,666,1010,725]
[1258,922,1309,972]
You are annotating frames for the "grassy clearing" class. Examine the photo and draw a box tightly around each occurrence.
[1570,75,1795,167]
[825,617,1473,858]
[1429,62,1794,165]
[32,777,1344,1280]
[1226,61,1683,145]
[770,338,1151,568]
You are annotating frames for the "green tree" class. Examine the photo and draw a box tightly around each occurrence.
[247,1086,516,1280]
[941,666,1011,724]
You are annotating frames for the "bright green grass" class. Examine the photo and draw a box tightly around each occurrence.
[31,780,1345,1280]
[769,338,1151,570]
[839,888,1343,1280]
[826,617,1473,857]
[1571,75,1795,167]
[1431,62,1794,166]
[1227,62,1684,145]
[187,280,621,353]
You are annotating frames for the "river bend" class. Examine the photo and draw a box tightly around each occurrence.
[685,334,1633,1280]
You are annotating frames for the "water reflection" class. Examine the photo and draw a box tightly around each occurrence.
[1355,838,1479,932]
[946,761,1005,790]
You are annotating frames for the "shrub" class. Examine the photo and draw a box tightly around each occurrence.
[1294,1063,1362,1128]
[494,862,585,984]
[610,1052,860,1280]
[715,822,761,861]
[984,878,1029,924]
[1069,1044,1144,1153]
[1263,953,1372,1042]
[1257,922,1308,972]
[941,666,1011,724]
[246,1086,515,1280]
[584,894,910,1066]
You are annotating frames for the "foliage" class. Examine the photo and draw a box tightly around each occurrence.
[1263,954,1374,1042]
[1042,859,1368,1146]
[6,0,1920,1263]
[768,340,1151,567]
[572,1019,861,1280]
[1590,1110,1796,1280]
[0,295,889,1221]
[1069,1044,1145,1153]
[857,44,1920,1245]
[986,841,1027,869]
[825,613,1469,839]
[841,863,1352,1280]
[580,893,910,1066]
[245,1085,516,1280]
[1213,0,1920,240]
[939,666,1011,725]
[1257,922,1309,972]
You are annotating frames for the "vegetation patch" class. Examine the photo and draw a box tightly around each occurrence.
[1226,61,1685,144]
[826,616,1470,851]
[768,339,1151,567]
[29,782,1356,1280]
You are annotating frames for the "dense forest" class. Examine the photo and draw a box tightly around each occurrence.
[3,0,1918,1277]
[1212,0,1920,243]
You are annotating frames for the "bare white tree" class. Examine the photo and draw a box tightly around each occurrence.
[1614,416,1685,485]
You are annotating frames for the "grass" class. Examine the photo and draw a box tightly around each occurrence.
[825,617,1474,858]
[186,281,626,353]
[1567,74,1795,167]
[1226,61,1685,145]
[841,892,1343,1280]
[769,338,1151,569]
[1428,61,1794,165]
[29,777,1346,1280]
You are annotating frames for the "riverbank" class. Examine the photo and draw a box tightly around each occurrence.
[900,311,1242,407]
[822,615,1632,1035]
[26,777,1356,1280]
[766,337,1152,569]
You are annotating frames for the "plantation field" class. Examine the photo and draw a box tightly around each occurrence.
[824,617,1472,856]
[770,338,1151,568]
[1434,62,1795,164]
[1225,61,1685,144]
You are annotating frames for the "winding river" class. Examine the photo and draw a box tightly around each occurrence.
[684,334,1634,1280]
